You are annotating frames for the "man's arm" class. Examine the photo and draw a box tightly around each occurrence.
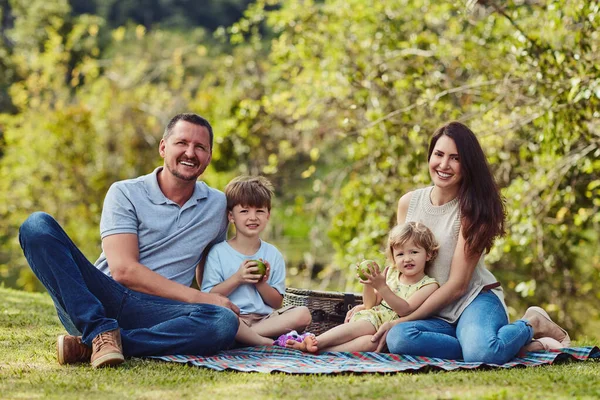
[104,233,239,313]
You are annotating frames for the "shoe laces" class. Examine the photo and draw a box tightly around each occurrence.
[93,331,119,350]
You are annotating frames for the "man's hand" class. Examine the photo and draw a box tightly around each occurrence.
[196,292,240,315]
[344,304,366,323]
[234,260,262,285]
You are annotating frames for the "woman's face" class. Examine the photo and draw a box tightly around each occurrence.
[428,135,462,191]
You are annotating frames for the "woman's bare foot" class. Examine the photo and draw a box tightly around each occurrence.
[286,335,318,353]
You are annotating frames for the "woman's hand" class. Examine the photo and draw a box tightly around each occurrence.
[372,320,399,352]
[344,304,365,323]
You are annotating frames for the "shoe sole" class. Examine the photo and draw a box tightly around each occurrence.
[524,306,571,346]
[57,335,66,365]
[91,353,125,368]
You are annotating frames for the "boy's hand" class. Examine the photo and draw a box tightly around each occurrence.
[360,263,389,291]
[259,259,271,283]
[254,259,271,289]
[235,260,262,285]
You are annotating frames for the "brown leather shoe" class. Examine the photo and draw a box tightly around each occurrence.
[91,329,125,368]
[522,306,571,347]
[57,335,92,365]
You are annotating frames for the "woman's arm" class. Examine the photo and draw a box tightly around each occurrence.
[396,190,480,321]
[377,282,439,317]
[396,191,413,225]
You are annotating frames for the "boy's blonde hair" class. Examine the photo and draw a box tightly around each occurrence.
[385,222,440,265]
[224,176,274,212]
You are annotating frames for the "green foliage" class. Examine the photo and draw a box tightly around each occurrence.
[69,0,255,31]
[0,1,232,286]
[212,0,600,327]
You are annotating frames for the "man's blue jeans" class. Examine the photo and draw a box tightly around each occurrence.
[19,212,239,357]
[386,290,533,364]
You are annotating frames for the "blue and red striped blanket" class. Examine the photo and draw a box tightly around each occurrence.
[152,346,599,374]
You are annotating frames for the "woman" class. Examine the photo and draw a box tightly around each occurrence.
[366,121,569,363]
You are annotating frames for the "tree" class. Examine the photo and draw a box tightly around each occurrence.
[209,0,599,333]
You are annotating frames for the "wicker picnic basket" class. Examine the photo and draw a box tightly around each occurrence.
[283,288,363,335]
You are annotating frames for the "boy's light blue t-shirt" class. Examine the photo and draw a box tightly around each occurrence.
[94,167,228,286]
[201,240,286,315]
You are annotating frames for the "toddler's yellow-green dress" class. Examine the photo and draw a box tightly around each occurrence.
[350,270,438,330]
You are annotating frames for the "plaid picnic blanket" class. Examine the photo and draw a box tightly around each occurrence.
[152,346,600,374]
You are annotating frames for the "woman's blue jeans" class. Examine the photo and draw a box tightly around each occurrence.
[386,290,533,364]
[18,212,239,357]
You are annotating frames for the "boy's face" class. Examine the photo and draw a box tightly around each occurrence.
[229,204,270,239]
[392,238,431,279]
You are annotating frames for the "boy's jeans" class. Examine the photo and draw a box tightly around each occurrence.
[19,212,238,357]
[386,290,533,364]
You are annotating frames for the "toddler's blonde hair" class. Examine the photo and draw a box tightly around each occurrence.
[385,222,439,266]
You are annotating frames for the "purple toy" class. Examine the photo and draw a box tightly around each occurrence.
[273,330,314,347]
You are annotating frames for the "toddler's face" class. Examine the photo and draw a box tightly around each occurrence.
[392,238,430,279]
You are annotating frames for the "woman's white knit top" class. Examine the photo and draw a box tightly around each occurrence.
[406,186,508,323]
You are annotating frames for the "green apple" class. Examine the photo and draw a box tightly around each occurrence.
[357,259,375,280]
[251,260,266,279]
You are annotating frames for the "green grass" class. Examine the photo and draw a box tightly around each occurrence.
[1,287,599,400]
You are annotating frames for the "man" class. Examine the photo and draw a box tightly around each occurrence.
[19,113,240,368]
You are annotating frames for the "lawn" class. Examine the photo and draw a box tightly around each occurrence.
[1,287,598,400]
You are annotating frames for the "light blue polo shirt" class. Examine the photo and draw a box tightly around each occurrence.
[201,240,286,315]
[94,167,228,286]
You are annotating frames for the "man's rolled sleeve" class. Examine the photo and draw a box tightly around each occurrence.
[201,247,225,293]
[100,183,139,239]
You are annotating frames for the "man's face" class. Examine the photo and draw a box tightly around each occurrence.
[159,121,212,182]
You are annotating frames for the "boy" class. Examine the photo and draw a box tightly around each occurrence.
[201,176,311,346]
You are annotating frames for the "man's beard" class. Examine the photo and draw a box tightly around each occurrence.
[166,161,201,181]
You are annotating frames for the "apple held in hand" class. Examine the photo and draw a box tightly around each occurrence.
[251,260,267,279]
[357,259,375,280]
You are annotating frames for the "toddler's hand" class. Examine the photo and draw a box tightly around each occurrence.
[344,304,365,323]
[366,265,389,291]
[359,262,388,290]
